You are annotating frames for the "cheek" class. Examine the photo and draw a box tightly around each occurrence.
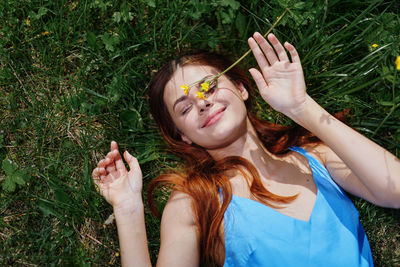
[212,87,242,102]
[174,112,198,134]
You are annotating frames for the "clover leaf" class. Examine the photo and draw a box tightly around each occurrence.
[2,159,29,192]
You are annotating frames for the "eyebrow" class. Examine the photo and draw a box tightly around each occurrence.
[172,74,215,111]
[173,95,188,111]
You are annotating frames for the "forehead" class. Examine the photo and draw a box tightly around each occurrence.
[163,64,219,108]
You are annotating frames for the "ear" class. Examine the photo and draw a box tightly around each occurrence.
[180,133,193,145]
[236,82,249,101]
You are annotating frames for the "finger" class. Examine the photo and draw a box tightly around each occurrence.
[104,151,116,165]
[100,172,115,184]
[106,150,114,160]
[100,156,115,173]
[92,173,104,193]
[253,32,279,65]
[92,168,100,178]
[249,68,268,92]
[106,165,116,173]
[267,33,289,62]
[97,159,106,168]
[248,37,270,69]
[284,42,301,63]
[92,168,105,181]
[111,140,118,151]
[113,149,126,173]
[108,171,119,182]
[93,178,101,193]
[124,151,140,173]
[98,167,107,177]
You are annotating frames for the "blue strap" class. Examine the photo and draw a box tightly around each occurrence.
[289,146,345,195]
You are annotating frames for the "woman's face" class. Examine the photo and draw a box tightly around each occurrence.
[163,64,249,149]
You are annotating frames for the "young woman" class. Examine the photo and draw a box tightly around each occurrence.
[92,32,400,266]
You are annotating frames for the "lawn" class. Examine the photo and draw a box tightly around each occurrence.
[0,0,399,266]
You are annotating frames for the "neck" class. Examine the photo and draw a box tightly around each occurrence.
[206,117,280,178]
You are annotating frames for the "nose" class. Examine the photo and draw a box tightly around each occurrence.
[198,99,212,113]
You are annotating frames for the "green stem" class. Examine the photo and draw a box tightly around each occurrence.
[187,7,289,88]
[215,8,289,79]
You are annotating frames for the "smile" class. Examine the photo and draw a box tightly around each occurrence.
[201,107,226,128]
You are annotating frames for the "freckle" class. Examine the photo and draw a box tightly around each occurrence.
[307,179,310,182]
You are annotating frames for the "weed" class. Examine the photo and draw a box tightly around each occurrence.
[0,0,399,265]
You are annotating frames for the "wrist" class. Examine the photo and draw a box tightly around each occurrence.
[290,95,323,129]
[113,195,144,217]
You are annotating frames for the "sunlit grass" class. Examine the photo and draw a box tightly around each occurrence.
[0,0,399,265]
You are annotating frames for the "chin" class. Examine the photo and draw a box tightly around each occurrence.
[198,115,248,149]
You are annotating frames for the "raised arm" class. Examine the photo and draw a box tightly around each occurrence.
[93,141,151,266]
[248,32,400,208]
[93,142,200,266]
[293,97,400,208]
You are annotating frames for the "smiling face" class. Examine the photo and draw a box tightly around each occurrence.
[163,64,249,149]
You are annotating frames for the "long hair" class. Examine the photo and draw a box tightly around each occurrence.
[147,52,321,265]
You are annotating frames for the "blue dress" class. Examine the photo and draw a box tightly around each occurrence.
[223,146,374,266]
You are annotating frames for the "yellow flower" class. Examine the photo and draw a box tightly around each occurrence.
[372,44,378,48]
[180,85,189,95]
[115,252,120,257]
[195,91,205,99]
[396,56,400,71]
[25,18,31,27]
[200,81,209,92]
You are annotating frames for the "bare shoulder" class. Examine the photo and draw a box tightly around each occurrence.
[158,190,200,266]
[300,143,331,165]
[162,190,196,226]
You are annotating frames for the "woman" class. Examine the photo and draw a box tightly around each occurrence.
[92,32,400,266]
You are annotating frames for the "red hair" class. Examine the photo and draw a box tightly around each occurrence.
[147,52,321,264]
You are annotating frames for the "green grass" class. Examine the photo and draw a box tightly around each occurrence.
[0,0,399,265]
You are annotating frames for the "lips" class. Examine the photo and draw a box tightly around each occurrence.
[201,107,226,128]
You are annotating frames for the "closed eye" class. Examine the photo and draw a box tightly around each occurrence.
[205,85,216,96]
[181,104,192,115]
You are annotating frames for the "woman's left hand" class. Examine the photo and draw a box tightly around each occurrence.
[248,32,309,119]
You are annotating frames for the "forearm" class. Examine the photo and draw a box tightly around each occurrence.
[114,197,152,267]
[293,96,400,207]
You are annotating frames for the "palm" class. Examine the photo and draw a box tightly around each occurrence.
[261,61,306,114]
[100,169,140,206]
[248,33,308,118]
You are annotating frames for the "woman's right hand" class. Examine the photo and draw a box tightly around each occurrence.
[92,141,143,211]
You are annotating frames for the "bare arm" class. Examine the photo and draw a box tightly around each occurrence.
[248,32,400,208]
[114,200,151,267]
[157,191,200,266]
[93,141,151,266]
[93,142,200,266]
[298,101,400,208]
[113,191,200,267]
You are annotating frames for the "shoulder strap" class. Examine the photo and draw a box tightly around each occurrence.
[289,146,345,194]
